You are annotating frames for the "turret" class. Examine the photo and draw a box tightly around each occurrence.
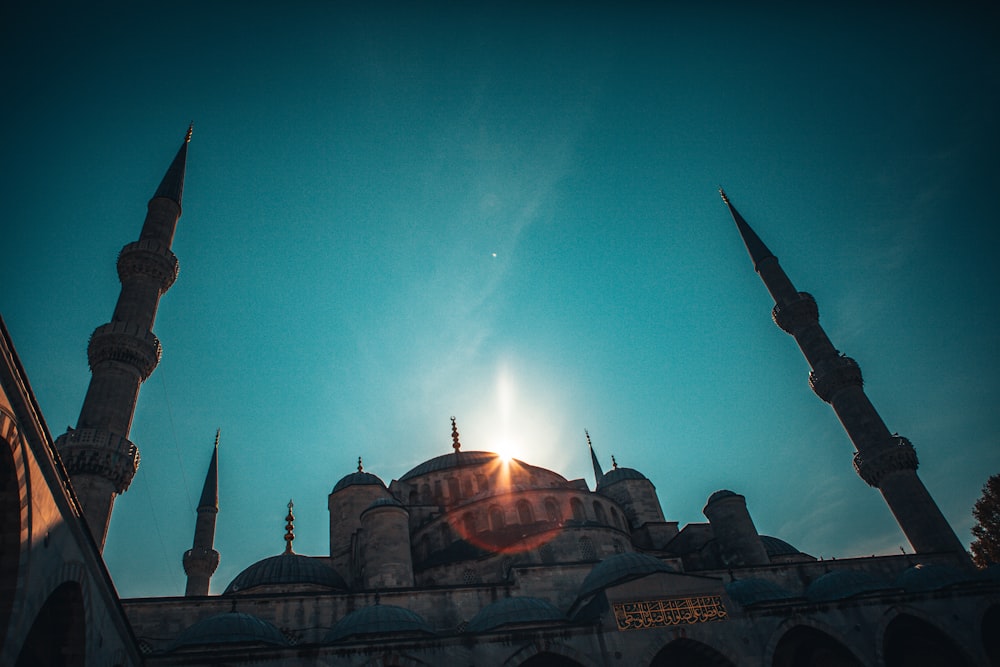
[359,498,414,588]
[54,126,191,548]
[703,490,769,567]
[721,189,965,555]
[183,430,221,596]
[328,458,390,579]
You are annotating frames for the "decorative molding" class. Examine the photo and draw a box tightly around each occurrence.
[853,436,919,487]
[809,355,863,403]
[612,595,728,631]
[771,292,818,334]
[116,240,179,293]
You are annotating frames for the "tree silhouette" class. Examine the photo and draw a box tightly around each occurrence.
[971,473,1000,568]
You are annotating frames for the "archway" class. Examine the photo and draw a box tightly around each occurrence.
[651,638,735,667]
[884,613,972,667]
[16,581,86,667]
[982,605,1000,667]
[773,625,863,667]
[0,428,21,650]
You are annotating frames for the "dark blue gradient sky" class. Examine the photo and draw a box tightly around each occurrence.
[2,2,998,597]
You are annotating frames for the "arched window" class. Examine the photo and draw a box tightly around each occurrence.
[489,505,505,531]
[461,512,477,537]
[613,539,624,554]
[476,473,488,493]
[447,477,460,502]
[15,581,86,667]
[593,501,608,525]
[884,614,973,667]
[517,500,534,525]
[570,498,585,521]
[433,480,443,504]
[544,498,561,523]
[578,536,596,561]
[462,477,474,497]
[408,489,418,504]
[420,483,431,504]
[772,625,864,667]
[439,522,451,546]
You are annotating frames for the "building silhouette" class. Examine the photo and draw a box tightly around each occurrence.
[1,130,997,666]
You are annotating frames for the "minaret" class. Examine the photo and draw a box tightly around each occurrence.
[183,430,221,596]
[721,189,964,555]
[586,430,605,488]
[55,126,191,549]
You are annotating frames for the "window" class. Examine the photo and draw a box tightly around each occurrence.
[610,507,622,529]
[593,502,608,525]
[447,477,460,502]
[517,500,534,525]
[489,505,505,531]
[544,498,561,523]
[462,512,477,536]
[578,536,596,561]
[570,498,585,521]
[462,477,474,497]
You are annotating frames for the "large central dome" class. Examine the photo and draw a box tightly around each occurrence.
[399,451,505,481]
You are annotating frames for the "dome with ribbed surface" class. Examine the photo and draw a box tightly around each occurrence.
[224,553,347,594]
[399,451,502,481]
[172,612,288,649]
[726,578,795,607]
[467,596,565,633]
[578,552,674,599]
[332,471,385,493]
[598,467,647,488]
[325,604,433,642]
[806,569,891,602]
[760,535,802,557]
[895,564,969,592]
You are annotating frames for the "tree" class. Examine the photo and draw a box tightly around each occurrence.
[971,473,1000,568]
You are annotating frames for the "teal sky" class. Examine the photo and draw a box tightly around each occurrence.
[3,3,998,598]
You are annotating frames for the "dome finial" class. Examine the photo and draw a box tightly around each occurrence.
[612,455,619,470]
[185,122,194,143]
[284,499,295,554]
[718,186,729,204]
[357,456,363,472]
[450,416,461,453]
[214,427,220,448]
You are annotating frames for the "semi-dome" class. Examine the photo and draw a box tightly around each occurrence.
[760,535,803,557]
[895,563,969,592]
[806,569,892,602]
[598,467,648,488]
[399,450,501,481]
[224,553,347,594]
[726,578,795,607]
[325,604,433,643]
[332,470,386,493]
[172,612,288,649]
[467,596,565,633]
[578,552,674,599]
[363,496,405,513]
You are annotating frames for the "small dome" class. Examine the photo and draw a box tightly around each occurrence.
[173,612,288,649]
[467,596,564,633]
[598,467,648,488]
[726,578,795,607]
[578,552,674,599]
[706,489,740,505]
[895,563,969,592]
[760,535,803,557]
[806,569,891,602]
[363,497,406,514]
[224,553,347,594]
[332,471,385,493]
[399,450,501,481]
[326,604,433,643]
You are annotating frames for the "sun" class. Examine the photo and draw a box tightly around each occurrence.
[494,437,517,462]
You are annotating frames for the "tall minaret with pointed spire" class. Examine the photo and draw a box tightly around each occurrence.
[55,126,191,549]
[587,430,605,488]
[183,430,221,596]
[720,189,964,555]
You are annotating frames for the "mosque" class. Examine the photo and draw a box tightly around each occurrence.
[1,129,997,666]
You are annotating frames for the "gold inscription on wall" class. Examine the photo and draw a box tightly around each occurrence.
[612,596,728,631]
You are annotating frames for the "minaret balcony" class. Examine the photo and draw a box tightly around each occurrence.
[87,322,162,380]
[54,427,140,493]
[853,436,919,487]
[808,355,863,403]
[183,547,221,576]
[117,240,179,293]
[771,292,819,334]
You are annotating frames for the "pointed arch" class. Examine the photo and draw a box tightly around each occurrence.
[772,625,864,667]
[0,409,26,650]
[883,613,974,667]
[15,580,86,667]
[650,638,736,667]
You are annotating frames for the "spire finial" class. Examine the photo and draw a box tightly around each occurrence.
[185,122,194,143]
[587,429,604,487]
[718,186,729,204]
[284,499,295,554]
[585,429,593,448]
[451,416,461,453]
[214,428,220,448]
[612,455,619,469]
[357,456,363,472]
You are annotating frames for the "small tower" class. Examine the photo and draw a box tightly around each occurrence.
[360,497,414,588]
[721,190,965,555]
[183,430,221,596]
[55,127,191,548]
[703,489,769,567]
